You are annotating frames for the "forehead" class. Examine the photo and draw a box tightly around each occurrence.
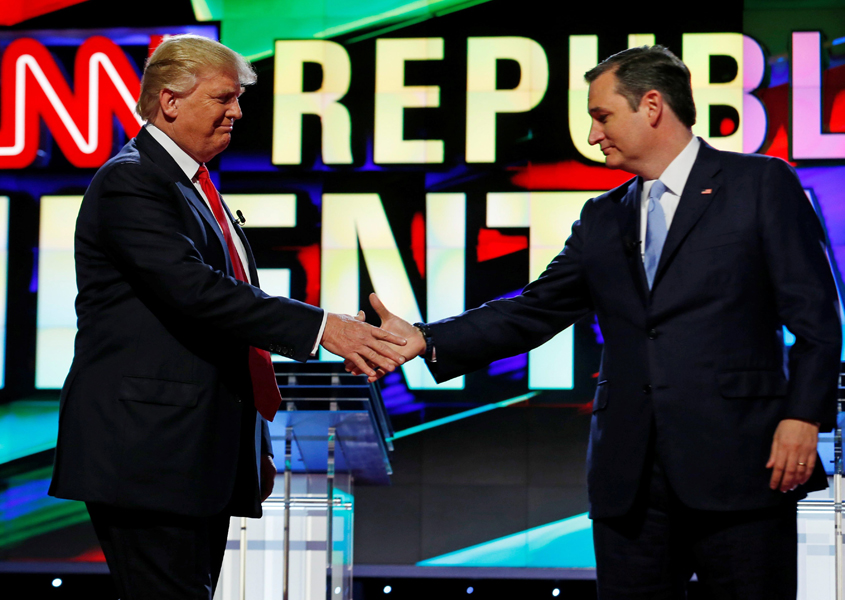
[194,69,242,94]
[588,71,624,111]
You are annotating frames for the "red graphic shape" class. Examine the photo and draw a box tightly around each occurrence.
[477,228,528,262]
[275,244,321,307]
[70,547,106,562]
[830,91,845,133]
[0,0,89,26]
[509,160,634,191]
[411,212,425,277]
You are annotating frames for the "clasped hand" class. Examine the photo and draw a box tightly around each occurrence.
[320,309,411,382]
[342,293,427,381]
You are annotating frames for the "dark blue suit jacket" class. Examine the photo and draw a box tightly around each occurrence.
[426,142,841,519]
[49,127,324,518]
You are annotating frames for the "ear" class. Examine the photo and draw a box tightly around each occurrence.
[159,88,179,120]
[641,90,663,127]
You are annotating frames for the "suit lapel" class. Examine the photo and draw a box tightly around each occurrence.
[653,142,722,288]
[177,181,237,277]
[223,200,262,286]
[615,177,649,305]
[135,127,236,277]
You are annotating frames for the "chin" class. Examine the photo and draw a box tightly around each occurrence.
[604,157,622,170]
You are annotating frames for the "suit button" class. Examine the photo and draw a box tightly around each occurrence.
[648,329,658,339]
[642,384,652,394]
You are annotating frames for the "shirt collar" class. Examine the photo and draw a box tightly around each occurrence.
[651,135,700,197]
[145,123,202,181]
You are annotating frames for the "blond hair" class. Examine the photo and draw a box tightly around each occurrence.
[136,34,257,121]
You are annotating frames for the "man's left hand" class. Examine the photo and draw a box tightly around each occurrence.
[766,418,819,492]
[261,454,276,501]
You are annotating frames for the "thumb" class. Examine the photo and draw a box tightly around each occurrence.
[370,293,393,323]
[355,310,366,321]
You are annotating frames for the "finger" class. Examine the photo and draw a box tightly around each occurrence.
[367,340,408,367]
[344,359,359,374]
[768,444,785,490]
[766,438,777,469]
[796,455,815,486]
[370,293,394,324]
[371,326,407,346]
[355,310,366,321]
[345,358,381,377]
[362,347,402,373]
[368,367,391,383]
[780,462,798,492]
[347,353,377,380]
[779,449,800,492]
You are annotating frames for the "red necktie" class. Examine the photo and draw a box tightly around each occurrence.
[196,164,282,421]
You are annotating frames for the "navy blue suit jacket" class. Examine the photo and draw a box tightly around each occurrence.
[426,142,841,519]
[49,127,324,518]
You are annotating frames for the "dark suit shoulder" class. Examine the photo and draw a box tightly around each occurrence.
[701,143,797,179]
[588,176,638,206]
[88,138,174,201]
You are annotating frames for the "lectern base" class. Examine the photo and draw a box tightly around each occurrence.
[214,473,354,600]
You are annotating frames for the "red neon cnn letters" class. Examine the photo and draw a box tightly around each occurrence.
[0,36,142,169]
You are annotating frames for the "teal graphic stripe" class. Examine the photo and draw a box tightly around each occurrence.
[389,391,538,441]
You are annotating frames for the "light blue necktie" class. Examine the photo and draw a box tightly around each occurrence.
[644,180,668,289]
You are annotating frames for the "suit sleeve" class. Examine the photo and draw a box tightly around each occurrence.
[758,158,842,430]
[95,161,323,362]
[426,199,596,382]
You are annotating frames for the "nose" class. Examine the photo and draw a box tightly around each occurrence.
[588,121,603,146]
[228,98,243,121]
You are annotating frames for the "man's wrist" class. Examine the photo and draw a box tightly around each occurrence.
[413,322,435,360]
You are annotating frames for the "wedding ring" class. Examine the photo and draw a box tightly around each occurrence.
[797,462,807,466]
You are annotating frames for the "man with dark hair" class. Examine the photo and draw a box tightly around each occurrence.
[585,45,697,129]
[356,45,841,598]
[49,35,407,599]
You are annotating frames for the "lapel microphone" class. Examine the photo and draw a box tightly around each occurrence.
[232,210,246,226]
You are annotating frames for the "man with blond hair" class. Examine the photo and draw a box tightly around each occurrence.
[49,35,406,599]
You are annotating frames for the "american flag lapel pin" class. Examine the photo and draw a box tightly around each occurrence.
[701,188,712,195]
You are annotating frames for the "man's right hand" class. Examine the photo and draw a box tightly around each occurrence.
[321,311,407,382]
[343,293,427,379]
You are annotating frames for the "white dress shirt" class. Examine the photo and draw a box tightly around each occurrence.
[639,136,701,258]
[145,124,326,354]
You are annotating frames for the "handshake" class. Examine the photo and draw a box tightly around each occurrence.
[320,293,426,382]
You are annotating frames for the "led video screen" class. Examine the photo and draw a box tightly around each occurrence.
[1,0,844,572]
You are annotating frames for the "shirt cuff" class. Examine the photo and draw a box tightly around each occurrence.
[311,309,328,356]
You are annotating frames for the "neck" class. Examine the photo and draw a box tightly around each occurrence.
[147,115,204,164]
[636,129,694,180]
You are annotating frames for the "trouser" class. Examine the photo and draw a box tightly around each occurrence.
[87,502,231,600]
[592,451,798,600]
